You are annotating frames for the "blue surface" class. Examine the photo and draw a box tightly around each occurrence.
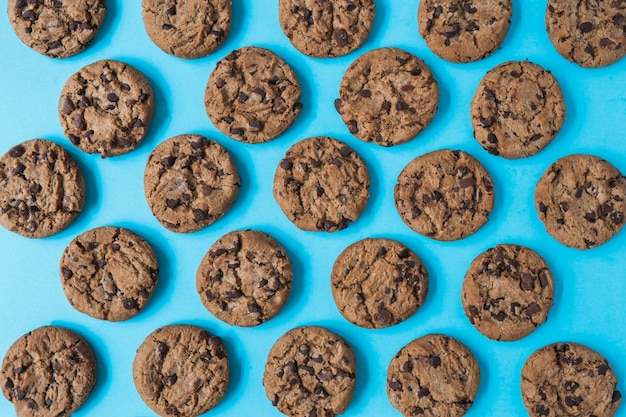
[1,0,626,416]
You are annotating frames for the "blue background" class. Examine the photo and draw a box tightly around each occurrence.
[1,0,625,416]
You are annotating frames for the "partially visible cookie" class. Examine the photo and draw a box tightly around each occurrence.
[144,134,240,233]
[394,149,495,241]
[273,136,370,232]
[1,326,97,417]
[471,61,566,159]
[336,47,439,146]
[387,334,480,417]
[279,0,375,57]
[264,326,357,417]
[331,238,428,329]
[0,139,85,238]
[522,342,621,417]
[535,154,626,249]
[133,324,229,417]
[205,47,302,144]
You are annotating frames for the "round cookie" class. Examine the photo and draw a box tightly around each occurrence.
[142,0,231,59]
[0,139,85,238]
[264,326,357,417]
[336,47,439,146]
[133,324,229,417]
[394,149,495,241]
[273,136,370,232]
[462,244,554,341]
[278,0,375,58]
[535,154,626,250]
[418,0,512,63]
[387,334,480,417]
[331,238,428,329]
[196,230,293,327]
[1,326,97,417]
[144,134,240,233]
[60,226,159,322]
[8,0,106,58]
[546,0,626,68]
[59,59,155,157]
[522,342,621,417]
[205,46,303,144]
[471,61,566,159]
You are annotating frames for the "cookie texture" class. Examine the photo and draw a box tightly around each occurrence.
[0,139,85,238]
[535,154,626,249]
[59,59,155,157]
[205,46,302,144]
[60,226,159,322]
[522,343,621,417]
[273,136,370,232]
[279,0,375,57]
[394,149,495,241]
[133,324,229,417]
[144,134,240,233]
[196,230,293,327]
[546,0,626,68]
[331,238,428,329]
[264,326,357,417]
[462,244,554,341]
[387,334,480,417]
[418,0,512,63]
[142,0,231,59]
[1,326,97,417]
[336,47,439,146]
[471,61,566,159]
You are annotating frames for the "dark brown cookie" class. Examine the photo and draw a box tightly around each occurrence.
[8,0,106,58]
[462,244,554,341]
[278,0,375,58]
[205,46,303,144]
[387,334,480,417]
[273,136,370,232]
[196,229,293,327]
[336,47,439,146]
[331,238,428,329]
[418,0,512,63]
[0,139,85,238]
[144,134,240,233]
[522,343,621,417]
[535,154,626,249]
[264,326,356,417]
[142,0,231,59]
[471,61,566,159]
[546,0,626,68]
[60,226,159,322]
[133,324,229,417]
[58,59,155,157]
[394,149,495,241]
[1,326,97,417]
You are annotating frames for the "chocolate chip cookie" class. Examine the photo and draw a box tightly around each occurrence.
[471,61,566,159]
[535,154,626,249]
[1,326,97,417]
[205,46,303,144]
[522,342,621,417]
[144,134,240,233]
[279,0,375,57]
[336,47,439,146]
[387,334,480,417]
[394,149,495,241]
[331,238,428,329]
[273,136,370,232]
[59,59,155,157]
[0,139,85,238]
[264,326,357,417]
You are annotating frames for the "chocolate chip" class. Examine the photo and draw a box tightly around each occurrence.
[388,380,402,391]
[359,89,371,97]
[598,363,609,375]
[460,177,475,188]
[162,23,174,30]
[429,354,441,368]
[123,298,137,309]
[165,5,176,15]
[193,209,208,221]
[4,379,13,389]
[520,273,534,291]
[535,405,550,416]
[334,98,343,113]
[73,114,86,130]
[348,119,358,134]
[12,163,26,175]
[525,302,541,316]
[333,29,349,46]
[492,311,506,321]
[166,374,178,386]
[107,93,119,103]
[564,396,582,407]
[330,158,342,168]
[580,22,593,33]
[26,399,38,411]
[280,159,293,170]
[613,391,622,402]
[61,267,74,280]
